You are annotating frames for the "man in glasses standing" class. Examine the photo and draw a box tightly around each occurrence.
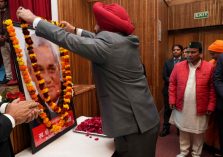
[169,42,216,157]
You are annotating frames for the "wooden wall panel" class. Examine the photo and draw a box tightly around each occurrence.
[74,87,99,118]
[168,27,223,61]
[165,0,207,6]
[157,0,169,110]
[57,0,167,111]
[168,0,223,30]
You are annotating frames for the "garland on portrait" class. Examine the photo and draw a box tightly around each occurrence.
[4,19,73,133]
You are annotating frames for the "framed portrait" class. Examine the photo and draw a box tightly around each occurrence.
[9,23,76,153]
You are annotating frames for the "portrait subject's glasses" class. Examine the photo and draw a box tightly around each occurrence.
[37,64,59,75]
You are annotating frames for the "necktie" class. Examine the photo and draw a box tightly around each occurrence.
[174,59,179,65]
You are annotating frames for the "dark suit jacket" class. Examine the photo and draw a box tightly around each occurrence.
[35,20,160,138]
[162,57,184,96]
[214,54,223,111]
[0,102,14,157]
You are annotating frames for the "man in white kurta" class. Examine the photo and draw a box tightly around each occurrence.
[171,61,208,157]
[169,42,216,157]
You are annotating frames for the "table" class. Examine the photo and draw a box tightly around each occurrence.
[16,116,115,157]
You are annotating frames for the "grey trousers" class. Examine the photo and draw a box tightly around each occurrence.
[112,123,159,157]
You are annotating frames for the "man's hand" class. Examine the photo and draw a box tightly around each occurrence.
[16,7,37,24]
[60,21,76,33]
[5,99,39,125]
[25,108,40,123]
[170,104,176,110]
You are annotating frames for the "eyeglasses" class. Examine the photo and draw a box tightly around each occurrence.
[37,64,59,75]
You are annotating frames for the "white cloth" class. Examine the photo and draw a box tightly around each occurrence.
[33,17,42,29]
[0,102,8,113]
[0,102,15,128]
[177,130,204,157]
[170,60,208,134]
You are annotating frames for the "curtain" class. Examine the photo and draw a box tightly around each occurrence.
[8,0,52,22]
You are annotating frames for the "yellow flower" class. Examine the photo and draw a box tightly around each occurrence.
[42,88,49,94]
[20,23,28,28]
[3,19,12,25]
[63,98,70,103]
[38,79,45,84]
[63,104,69,110]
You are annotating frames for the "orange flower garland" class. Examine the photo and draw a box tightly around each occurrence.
[4,19,73,133]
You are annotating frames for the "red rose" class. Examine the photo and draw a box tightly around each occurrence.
[75,117,103,134]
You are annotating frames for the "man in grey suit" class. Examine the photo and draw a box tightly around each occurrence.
[17,2,160,157]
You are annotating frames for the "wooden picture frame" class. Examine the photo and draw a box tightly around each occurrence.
[9,23,76,154]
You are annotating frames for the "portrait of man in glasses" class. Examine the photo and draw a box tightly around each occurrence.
[26,34,62,119]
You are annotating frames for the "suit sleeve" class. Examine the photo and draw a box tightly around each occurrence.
[214,54,223,98]
[81,30,96,38]
[0,112,13,143]
[163,61,169,84]
[35,20,112,64]
[208,66,216,111]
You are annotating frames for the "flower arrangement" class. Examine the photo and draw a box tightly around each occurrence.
[75,117,103,135]
[4,19,73,133]
[0,89,25,102]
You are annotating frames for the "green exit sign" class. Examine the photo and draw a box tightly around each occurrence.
[194,11,209,19]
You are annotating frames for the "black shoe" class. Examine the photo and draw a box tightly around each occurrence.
[159,128,170,137]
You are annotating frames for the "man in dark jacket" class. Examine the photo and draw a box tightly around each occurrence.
[17,2,160,157]
[0,99,39,157]
[160,44,183,137]
[214,53,223,156]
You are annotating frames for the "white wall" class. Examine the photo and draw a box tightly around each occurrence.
[51,0,58,21]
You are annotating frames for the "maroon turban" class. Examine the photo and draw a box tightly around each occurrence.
[93,2,135,35]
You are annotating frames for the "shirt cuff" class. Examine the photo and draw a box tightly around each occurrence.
[4,114,16,128]
[0,103,9,113]
[76,28,83,36]
[33,17,42,29]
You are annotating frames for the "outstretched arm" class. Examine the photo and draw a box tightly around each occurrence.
[17,7,110,64]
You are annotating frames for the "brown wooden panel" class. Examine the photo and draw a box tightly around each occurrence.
[157,0,169,111]
[165,0,206,6]
[168,26,223,61]
[11,124,30,154]
[57,0,164,112]
[168,0,223,30]
[73,85,99,118]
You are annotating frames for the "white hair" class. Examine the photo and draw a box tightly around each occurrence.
[25,34,62,80]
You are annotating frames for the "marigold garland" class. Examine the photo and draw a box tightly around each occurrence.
[4,19,73,133]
